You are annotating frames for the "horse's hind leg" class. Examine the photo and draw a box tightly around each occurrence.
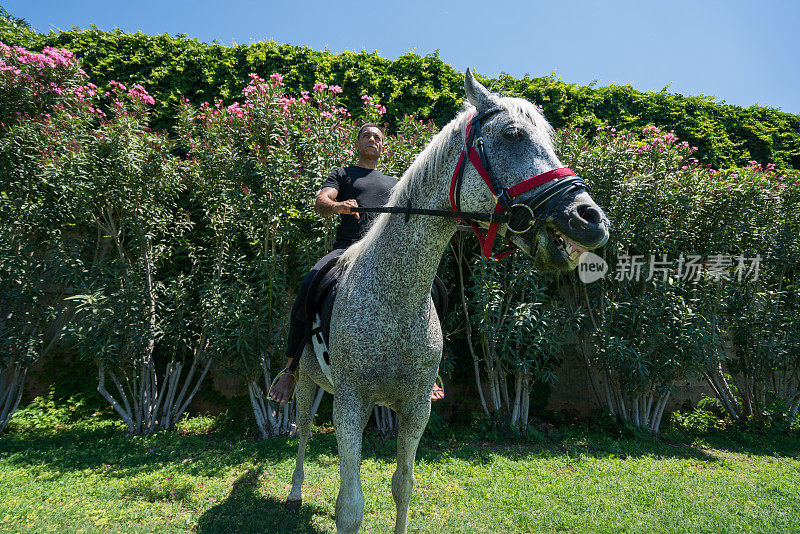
[286,371,316,510]
[392,398,432,534]
[333,384,372,534]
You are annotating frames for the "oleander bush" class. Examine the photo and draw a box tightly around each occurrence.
[0,39,440,435]
[558,126,800,433]
[0,42,93,434]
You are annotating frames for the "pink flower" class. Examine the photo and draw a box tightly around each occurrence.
[328,84,343,94]
[313,82,328,92]
[361,94,372,102]
[270,72,284,84]
[227,102,245,117]
[320,111,333,118]
[128,84,155,105]
[378,106,386,115]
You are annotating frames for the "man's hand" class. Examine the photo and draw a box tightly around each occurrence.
[336,199,360,218]
[315,187,359,218]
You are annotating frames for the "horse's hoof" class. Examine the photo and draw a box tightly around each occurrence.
[285,499,302,511]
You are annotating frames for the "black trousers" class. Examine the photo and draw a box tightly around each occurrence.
[284,248,346,369]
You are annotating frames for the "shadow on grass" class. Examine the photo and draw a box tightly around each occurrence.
[196,468,328,534]
[0,423,337,477]
[2,419,799,477]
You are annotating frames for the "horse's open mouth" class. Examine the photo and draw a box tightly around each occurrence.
[546,226,588,264]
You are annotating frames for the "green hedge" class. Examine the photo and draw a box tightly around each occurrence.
[2,24,798,170]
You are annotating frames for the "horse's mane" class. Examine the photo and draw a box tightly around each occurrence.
[338,96,555,268]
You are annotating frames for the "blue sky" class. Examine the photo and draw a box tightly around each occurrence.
[4,0,799,114]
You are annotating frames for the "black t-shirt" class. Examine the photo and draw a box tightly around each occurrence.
[322,165,397,249]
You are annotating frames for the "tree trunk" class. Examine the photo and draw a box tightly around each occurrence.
[96,350,212,435]
[451,239,490,417]
[0,362,27,435]
[519,374,530,429]
[650,391,671,435]
[510,371,523,426]
[373,405,397,439]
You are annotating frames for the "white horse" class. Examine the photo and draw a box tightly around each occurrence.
[287,69,610,533]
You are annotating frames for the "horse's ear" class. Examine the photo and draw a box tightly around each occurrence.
[464,68,493,110]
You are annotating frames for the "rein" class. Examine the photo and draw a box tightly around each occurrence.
[352,203,509,223]
[352,107,588,259]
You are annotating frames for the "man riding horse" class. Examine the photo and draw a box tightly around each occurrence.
[283,71,610,534]
[268,123,445,405]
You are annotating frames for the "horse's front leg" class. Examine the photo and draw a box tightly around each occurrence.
[392,395,432,534]
[333,383,372,534]
[287,370,317,509]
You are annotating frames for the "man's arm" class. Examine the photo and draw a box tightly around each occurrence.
[315,187,359,218]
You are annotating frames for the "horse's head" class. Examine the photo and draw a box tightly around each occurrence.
[454,69,610,271]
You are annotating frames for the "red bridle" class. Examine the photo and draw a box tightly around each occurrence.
[448,109,579,259]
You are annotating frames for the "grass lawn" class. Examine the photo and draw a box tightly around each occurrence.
[1,415,799,533]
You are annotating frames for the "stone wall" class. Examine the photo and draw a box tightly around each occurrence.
[547,340,717,417]
[20,342,718,421]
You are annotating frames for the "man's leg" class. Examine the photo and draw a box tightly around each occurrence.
[269,248,345,405]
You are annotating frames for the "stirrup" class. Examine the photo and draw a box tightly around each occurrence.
[267,368,296,405]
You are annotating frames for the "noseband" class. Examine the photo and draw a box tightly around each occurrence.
[352,106,589,259]
[449,107,588,259]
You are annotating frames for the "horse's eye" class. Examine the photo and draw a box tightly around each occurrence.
[503,128,524,142]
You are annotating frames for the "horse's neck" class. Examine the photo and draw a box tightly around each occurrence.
[358,182,457,315]
[378,212,454,281]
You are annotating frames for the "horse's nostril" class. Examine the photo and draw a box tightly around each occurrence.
[578,205,603,225]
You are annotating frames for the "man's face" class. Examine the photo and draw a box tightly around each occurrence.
[356,127,384,159]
